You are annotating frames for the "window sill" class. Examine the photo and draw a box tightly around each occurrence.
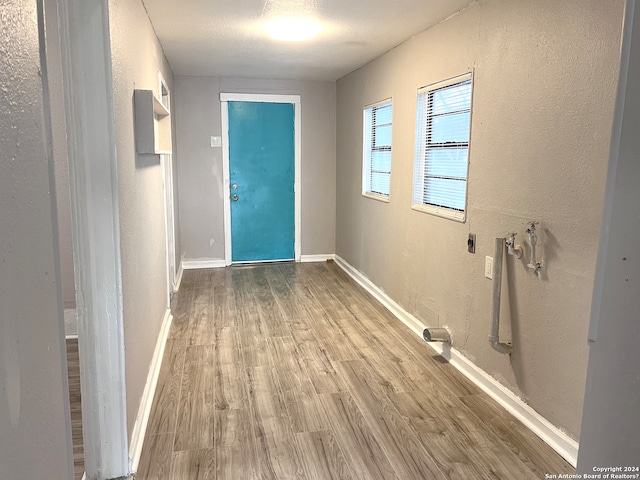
[412,203,466,222]
[363,192,390,203]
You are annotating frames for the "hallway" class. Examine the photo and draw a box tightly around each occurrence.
[137,262,573,479]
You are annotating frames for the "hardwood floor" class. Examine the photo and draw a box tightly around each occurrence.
[138,262,574,479]
[66,338,84,480]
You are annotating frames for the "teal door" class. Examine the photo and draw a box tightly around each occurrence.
[228,101,295,262]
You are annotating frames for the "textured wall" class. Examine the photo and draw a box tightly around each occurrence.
[175,76,336,262]
[335,0,624,438]
[0,1,73,478]
[108,0,176,435]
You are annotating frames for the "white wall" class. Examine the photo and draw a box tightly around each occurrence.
[174,76,337,262]
[578,0,640,469]
[108,0,177,435]
[0,1,73,478]
[335,0,624,438]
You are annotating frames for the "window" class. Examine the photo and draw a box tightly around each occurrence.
[363,100,393,200]
[413,73,473,221]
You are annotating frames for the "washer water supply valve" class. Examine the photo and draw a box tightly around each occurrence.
[525,222,543,276]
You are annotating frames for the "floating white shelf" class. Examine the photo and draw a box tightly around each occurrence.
[134,89,172,155]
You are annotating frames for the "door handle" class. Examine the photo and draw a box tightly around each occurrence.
[231,183,238,190]
[232,194,239,201]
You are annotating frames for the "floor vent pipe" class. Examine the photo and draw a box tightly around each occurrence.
[423,327,451,344]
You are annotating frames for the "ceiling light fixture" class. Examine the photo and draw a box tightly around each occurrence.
[264,18,322,41]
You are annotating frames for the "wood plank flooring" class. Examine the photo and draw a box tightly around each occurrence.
[138,262,574,479]
[66,338,84,480]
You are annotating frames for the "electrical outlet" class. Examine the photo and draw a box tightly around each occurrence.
[210,136,222,148]
[485,256,493,279]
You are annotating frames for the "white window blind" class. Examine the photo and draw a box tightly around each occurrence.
[413,73,473,220]
[363,100,393,199]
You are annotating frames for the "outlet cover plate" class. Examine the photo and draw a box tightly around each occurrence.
[485,256,493,279]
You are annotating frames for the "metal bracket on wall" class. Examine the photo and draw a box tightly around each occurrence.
[468,233,476,254]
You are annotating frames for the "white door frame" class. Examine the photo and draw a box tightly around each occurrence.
[158,73,177,297]
[57,0,130,478]
[220,93,302,265]
[162,152,175,301]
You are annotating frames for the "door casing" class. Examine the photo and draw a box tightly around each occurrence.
[220,93,302,265]
[57,0,130,477]
[159,73,178,297]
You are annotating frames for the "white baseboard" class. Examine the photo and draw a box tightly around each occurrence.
[80,470,126,480]
[182,256,336,268]
[64,308,78,337]
[334,256,425,337]
[173,262,184,292]
[333,255,579,467]
[429,341,579,466]
[300,254,336,263]
[182,258,226,270]
[128,308,173,473]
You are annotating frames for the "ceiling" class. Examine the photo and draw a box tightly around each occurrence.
[142,0,476,81]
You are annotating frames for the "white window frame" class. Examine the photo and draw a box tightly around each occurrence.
[413,72,473,222]
[362,98,393,202]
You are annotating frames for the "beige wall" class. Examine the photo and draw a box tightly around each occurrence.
[0,0,73,477]
[174,76,336,262]
[109,0,177,435]
[335,0,624,438]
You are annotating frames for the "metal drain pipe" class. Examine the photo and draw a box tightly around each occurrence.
[423,327,451,344]
[489,237,513,354]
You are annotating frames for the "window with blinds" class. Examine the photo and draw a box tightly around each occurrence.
[413,73,473,221]
[363,100,393,200]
